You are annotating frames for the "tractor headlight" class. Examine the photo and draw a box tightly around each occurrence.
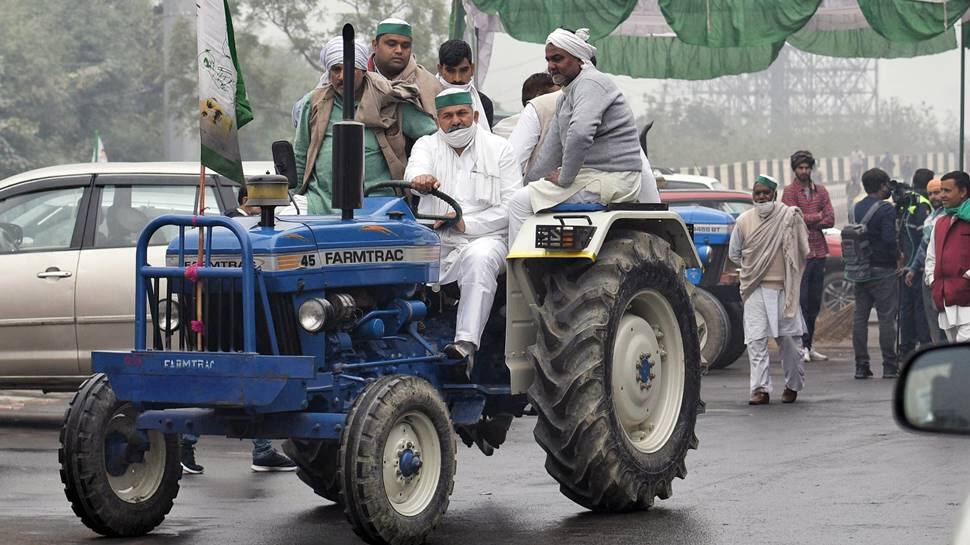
[298,298,332,333]
[157,296,180,333]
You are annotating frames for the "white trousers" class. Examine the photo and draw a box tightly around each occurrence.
[439,237,507,348]
[748,336,805,395]
[943,322,970,343]
[507,187,601,246]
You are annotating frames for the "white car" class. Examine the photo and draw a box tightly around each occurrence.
[895,344,970,545]
[655,170,724,190]
[0,161,277,390]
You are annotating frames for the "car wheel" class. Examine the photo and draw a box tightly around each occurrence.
[821,271,854,313]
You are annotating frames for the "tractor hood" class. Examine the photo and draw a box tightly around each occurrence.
[670,205,735,247]
[165,197,441,287]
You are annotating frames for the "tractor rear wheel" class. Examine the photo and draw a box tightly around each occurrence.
[282,439,341,504]
[529,230,702,511]
[338,375,456,545]
[59,374,181,536]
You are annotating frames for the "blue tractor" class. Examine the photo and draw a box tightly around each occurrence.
[672,206,744,370]
[59,27,703,545]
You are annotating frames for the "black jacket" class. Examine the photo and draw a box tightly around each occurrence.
[479,91,495,128]
[854,196,898,269]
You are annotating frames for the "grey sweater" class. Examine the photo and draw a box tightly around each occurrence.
[525,67,642,186]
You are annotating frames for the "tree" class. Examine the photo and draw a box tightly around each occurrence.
[640,94,950,170]
[238,0,450,72]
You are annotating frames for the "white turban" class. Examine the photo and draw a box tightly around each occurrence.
[320,37,369,72]
[545,28,596,65]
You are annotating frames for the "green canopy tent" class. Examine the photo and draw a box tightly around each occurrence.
[452,0,970,168]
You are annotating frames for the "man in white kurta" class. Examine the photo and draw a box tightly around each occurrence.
[728,176,810,405]
[405,89,519,366]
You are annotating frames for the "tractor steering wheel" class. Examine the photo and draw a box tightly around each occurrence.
[364,180,463,230]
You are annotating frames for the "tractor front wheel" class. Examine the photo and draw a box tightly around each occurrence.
[529,230,702,511]
[338,375,456,545]
[59,374,181,536]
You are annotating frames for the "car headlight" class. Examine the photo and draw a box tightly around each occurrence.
[298,298,333,333]
[157,297,180,333]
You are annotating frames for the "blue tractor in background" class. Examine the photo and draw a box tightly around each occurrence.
[58,26,704,545]
[671,206,744,370]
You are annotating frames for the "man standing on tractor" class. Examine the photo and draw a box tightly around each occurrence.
[405,88,520,371]
[294,36,437,214]
[729,175,809,405]
[436,39,494,129]
[925,170,970,342]
[506,27,643,243]
[782,150,835,363]
[369,17,442,115]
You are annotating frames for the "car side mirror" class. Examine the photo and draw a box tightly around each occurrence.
[272,140,298,189]
[894,343,970,436]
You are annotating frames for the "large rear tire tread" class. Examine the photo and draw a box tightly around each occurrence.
[528,230,703,512]
[58,374,181,537]
[338,375,457,545]
[282,439,342,504]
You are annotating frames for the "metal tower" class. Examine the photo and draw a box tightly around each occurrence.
[690,45,879,136]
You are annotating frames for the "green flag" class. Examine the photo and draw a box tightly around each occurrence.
[197,0,252,183]
[91,131,108,163]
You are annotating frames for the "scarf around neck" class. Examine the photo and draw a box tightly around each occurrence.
[945,198,970,222]
[738,202,809,318]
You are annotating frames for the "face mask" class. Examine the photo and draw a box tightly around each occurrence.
[754,201,775,218]
[437,74,472,90]
[439,125,475,148]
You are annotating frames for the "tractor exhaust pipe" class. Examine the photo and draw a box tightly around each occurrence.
[330,23,365,221]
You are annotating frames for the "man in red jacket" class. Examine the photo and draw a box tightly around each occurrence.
[782,150,835,362]
[925,170,970,342]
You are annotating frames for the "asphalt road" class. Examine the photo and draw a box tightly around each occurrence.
[2,345,969,545]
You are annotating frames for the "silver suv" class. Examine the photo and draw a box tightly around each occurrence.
[0,161,275,390]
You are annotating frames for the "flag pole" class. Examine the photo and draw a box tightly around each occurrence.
[196,163,206,350]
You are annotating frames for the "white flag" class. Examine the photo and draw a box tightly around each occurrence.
[197,0,252,184]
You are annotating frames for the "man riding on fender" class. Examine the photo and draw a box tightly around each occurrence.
[507,27,642,244]
[405,89,520,374]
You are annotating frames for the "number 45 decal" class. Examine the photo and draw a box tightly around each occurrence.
[300,254,317,267]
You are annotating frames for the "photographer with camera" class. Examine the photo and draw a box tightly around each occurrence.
[894,169,934,356]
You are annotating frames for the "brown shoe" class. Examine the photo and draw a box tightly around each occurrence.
[782,388,798,404]
[749,391,769,405]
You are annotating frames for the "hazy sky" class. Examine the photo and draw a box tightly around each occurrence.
[480,33,966,128]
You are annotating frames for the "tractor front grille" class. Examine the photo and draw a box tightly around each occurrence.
[147,277,301,355]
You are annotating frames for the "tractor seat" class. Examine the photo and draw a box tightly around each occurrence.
[539,203,607,213]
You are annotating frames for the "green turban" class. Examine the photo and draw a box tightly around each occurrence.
[755,175,778,191]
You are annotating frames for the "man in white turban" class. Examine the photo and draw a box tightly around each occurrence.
[294,36,437,214]
[506,27,643,246]
[405,89,519,374]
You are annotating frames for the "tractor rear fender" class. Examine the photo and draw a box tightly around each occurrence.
[504,211,700,395]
